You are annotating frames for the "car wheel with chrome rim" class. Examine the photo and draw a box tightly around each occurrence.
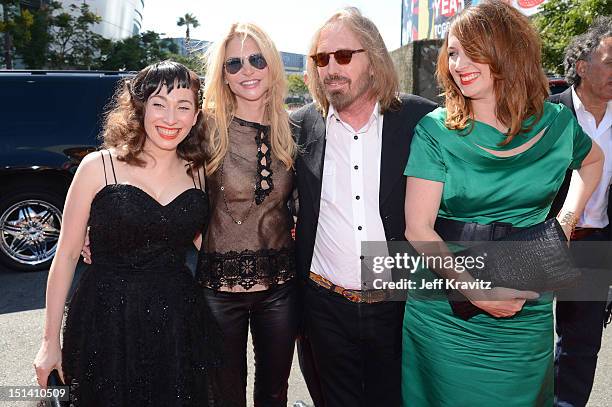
[0,189,63,271]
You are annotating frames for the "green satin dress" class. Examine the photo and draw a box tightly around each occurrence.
[401,103,592,407]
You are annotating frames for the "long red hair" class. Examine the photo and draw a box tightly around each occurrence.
[436,0,549,143]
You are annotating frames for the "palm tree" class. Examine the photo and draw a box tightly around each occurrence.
[177,13,199,44]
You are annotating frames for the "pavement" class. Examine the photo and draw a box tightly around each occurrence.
[0,264,313,407]
[0,264,610,406]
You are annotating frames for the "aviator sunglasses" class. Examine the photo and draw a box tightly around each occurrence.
[224,53,268,75]
[310,49,366,67]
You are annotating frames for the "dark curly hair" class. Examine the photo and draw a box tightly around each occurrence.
[101,60,206,171]
[564,16,612,87]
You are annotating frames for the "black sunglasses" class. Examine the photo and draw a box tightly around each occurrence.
[224,53,268,75]
[310,49,366,67]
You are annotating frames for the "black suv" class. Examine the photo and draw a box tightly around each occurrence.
[0,71,130,271]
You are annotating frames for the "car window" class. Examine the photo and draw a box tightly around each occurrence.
[0,76,120,151]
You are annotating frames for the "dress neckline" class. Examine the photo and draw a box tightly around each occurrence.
[232,116,270,131]
[92,184,206,208]
[422,103,567,168]
[468,114,540,151]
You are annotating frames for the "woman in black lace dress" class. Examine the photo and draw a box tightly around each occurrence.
[198,23,299,406]
[34,61,223,406]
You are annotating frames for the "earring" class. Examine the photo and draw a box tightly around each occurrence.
[197,88,204,108]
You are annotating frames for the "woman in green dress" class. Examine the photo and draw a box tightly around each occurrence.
[401,2,604,406]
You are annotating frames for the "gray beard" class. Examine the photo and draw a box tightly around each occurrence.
[324,71,372,111]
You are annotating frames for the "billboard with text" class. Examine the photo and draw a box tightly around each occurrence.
[401,0,548,44]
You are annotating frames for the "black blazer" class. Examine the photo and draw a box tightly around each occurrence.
[290,95,437,279]
[548,88,612,239]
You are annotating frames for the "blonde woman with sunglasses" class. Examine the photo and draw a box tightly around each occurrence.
[197,23,298,407]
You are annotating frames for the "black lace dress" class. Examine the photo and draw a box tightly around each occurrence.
[61,180,223,406]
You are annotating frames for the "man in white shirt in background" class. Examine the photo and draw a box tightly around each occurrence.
[548,16,612,407]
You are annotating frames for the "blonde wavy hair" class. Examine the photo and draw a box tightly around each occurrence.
[436,0,549,144]
[203,22,296,174]
[306,7,401,115]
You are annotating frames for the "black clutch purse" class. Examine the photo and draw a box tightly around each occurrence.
[44,369,67,407]
[448,218,580,320]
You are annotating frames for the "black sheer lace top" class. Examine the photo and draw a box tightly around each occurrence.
[197,117,296,291]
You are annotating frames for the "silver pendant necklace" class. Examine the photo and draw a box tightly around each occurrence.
[219,131,262,225]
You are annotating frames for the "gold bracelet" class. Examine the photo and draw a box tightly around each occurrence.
[558,211,578,231]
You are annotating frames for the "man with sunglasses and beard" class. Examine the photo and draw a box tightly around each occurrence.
[290,8,436,406]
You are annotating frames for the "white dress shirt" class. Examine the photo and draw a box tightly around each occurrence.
[571,87,612,228]
[310,102,388,290]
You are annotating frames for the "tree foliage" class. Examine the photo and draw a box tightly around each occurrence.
[17,3,56,69]
[287,74,308,95]
[2,3,205,72]
[99,31,178,70]
[1,0,34,68]
[533,0,612,75]
[169,52,205,76]
[177,13,199,43]
[47,3,104,69]
[98,31,204,74]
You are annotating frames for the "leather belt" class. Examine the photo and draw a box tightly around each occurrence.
[309,271,388,304]
[572,227,605,241]
[434,217,525,241]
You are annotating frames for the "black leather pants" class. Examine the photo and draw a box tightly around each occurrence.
[203,281,299,407]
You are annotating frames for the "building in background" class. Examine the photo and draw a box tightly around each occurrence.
[5,1,145,40]
[1,1,51,16]
[58,0,145,40]
[169,38,210,56]
[16,0,50,9]
[401,0,548,44]
[281,52,305,74]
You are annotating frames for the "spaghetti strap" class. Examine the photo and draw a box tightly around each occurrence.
[100,151,109,186]
[107,151,118,184]
[188,163,198,189]
[196,166,203,190]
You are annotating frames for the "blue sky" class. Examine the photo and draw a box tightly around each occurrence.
[140,0,402,55]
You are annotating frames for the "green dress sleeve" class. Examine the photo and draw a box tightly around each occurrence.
[404,121,447,182]
[569,119,593,169]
